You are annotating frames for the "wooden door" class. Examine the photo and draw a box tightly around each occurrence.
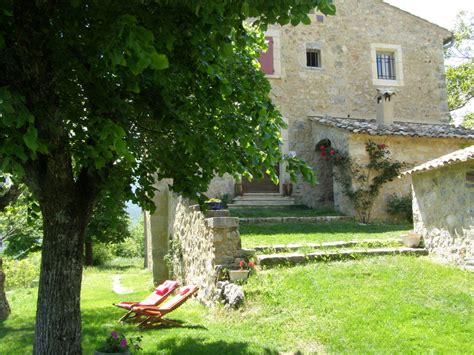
[242,166,280,193]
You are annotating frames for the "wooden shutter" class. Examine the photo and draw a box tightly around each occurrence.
[259,36,274,75]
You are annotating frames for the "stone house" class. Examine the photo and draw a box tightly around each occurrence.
[204,0,474,219]
[402,146,474,266]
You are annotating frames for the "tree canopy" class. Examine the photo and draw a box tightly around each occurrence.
[0,1,335,353]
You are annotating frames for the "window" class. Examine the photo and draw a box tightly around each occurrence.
[370,44,404,86]
[306,49,321,68]
[259,36,274,75]
[376,51,396,80]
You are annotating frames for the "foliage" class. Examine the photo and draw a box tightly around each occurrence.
[0,189,42,258]
[2,252,41,290]
[0,1,335,351]
[386,193,413,223]
[319,141,404,223]
[96,330,142,353]
[113,222,145,259]
[445,11,473,128]
[2,256,473,354]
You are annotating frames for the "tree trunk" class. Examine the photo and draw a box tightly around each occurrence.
[33,196,93,355]
[84,237,94,266]
[0,258,11,321]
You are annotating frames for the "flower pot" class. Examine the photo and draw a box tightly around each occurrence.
[401,233,421,248]
[94,351,130,355]
[206,201,223,210]
[234,183,243,196]
[228,269,250,282]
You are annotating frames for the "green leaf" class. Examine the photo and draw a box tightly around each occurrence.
[0,34,5,50]
[70,0,82,8]
[23,126,39,153]
[301,15,312,25]
[150,53,169,70]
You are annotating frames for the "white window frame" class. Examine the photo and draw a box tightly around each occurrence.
[370,43,404,87]
[304,42,323,71]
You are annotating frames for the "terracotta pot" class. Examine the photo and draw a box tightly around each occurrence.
[234,183,243,196]
[401,233,421,248]
[228,270,250,282]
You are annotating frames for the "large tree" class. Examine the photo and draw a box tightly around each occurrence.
[0,1,333,353]
[445,11,473,128]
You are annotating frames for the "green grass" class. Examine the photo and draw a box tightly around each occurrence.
[1,256,472,354]
[240,221,413,247]
[230,206,339,218]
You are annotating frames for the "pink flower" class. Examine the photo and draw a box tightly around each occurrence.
[320,145,326,150]
[377,144,386,150]
[320,151,326,156]
[329,149,335,156]
[111,331,118,339]
[239,260,246,269]
[248,261,255,268]
[120,338,127,348]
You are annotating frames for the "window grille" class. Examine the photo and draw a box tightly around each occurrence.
[376,52,396,80]
[306,50,321,68]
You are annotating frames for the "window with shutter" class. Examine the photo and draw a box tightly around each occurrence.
[259,36,274,75]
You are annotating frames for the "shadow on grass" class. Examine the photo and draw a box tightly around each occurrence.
[240,221,412,236]
[156,336,278,355]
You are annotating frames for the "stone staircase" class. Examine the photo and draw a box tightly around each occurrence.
[228,193,295,208]
[244,239,428,268]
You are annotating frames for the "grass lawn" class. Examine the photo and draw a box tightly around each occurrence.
[230,206,339,218]
[1,256,472,354]
[240,221,413,247]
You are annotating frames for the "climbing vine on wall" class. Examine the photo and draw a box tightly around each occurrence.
[319,140,405,223]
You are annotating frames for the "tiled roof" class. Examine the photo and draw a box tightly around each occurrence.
[308,115,474,140]
[402,145,474,176]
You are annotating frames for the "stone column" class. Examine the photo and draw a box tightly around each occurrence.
[149,179,172,284]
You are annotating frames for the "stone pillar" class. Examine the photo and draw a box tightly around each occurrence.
[143,211,152,269]
[150,179,172,284]
[376,89,395,125]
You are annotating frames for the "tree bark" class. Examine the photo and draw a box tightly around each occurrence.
[32,186,95,355]
[0,258,11,321]
[84,237,94,267]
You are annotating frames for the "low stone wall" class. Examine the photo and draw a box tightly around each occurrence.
[146,189,244,307]
[412,162,474,266]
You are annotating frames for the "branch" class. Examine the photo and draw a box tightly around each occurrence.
[0,185,22,212]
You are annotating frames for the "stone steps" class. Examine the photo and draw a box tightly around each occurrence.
[239,216,351,224]
[229,193,295,208]
[250,238,402,253]
[257,247,428,267]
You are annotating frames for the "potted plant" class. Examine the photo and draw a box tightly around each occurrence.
[228,260,255,282]
[401,232,421,248]
[95,331,142,355]
[234,179,244,196]
[206,198,223,210]
[283,180,293,196]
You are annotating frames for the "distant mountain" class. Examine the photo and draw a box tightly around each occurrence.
[126,201,143,226]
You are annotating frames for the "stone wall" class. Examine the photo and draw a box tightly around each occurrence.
[144,185,244,306]
[306,124,469,219]
[412,162,474,266]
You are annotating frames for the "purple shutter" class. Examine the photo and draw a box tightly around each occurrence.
[259,36,274,75]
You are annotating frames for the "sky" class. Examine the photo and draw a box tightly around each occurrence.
[385,0,473,30]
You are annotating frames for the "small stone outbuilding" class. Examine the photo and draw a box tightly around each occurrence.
[403,146,474,266]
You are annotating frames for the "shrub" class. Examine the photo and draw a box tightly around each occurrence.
[387,194,413,223]
[92,243,114,266]
[2,252,41,290]
[113,223,144,259]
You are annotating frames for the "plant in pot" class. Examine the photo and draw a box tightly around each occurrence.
[401,232,422,248]
[95,331,142,355]
[206,198,223,210]
[228,260,255,282]
[234,178,244,196]
[282,180,293,196]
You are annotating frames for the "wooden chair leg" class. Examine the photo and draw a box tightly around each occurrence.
[118,310,132,323]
